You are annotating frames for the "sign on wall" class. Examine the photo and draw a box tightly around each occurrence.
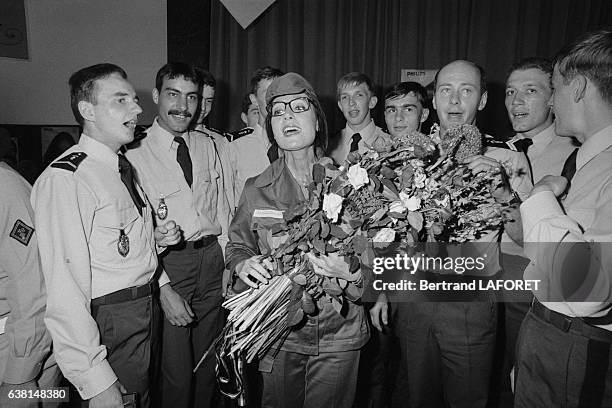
[400,69,437,88]
[0,0,28,60]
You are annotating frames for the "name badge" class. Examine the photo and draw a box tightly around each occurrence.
[118,229,130,257]
[157,196,168,220]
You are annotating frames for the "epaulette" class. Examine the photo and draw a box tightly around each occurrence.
[208,126,225,136]
[229,127,254,142]
[484,138,515,151]
[50,152,87,172]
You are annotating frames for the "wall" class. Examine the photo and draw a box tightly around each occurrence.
[0,0,167,126]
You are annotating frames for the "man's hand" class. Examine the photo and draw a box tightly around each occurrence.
[0,380,39,408]
[463,155,503,175]
[236,256,271,289]
[222,268,231,297]
[154,220,182,247]
[160,284,194,326]
[307,253,359,281]
[529,175,568,198]
[89,381,126,408]
[369,293,389,332]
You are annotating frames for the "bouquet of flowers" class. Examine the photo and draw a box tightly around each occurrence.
[202,124,513,401]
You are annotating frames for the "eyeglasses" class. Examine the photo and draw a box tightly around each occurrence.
[384,105,418,115]
[270,97,312,117]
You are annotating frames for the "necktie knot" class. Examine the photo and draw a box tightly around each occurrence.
[350,133,362,152]
[174,136,186,146]
[513,137,533,153]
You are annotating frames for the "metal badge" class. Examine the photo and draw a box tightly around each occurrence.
[118,229,130,257]
[157,196,168,220]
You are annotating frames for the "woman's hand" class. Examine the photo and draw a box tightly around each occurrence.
[307,252,360,281]
[236,255,272,288]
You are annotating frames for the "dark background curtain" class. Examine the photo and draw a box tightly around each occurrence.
[169,0,612,139]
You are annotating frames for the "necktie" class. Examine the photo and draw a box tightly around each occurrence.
[513,138,533,154]
[350,133,362,152]
[174,136,193,187]
[118,155,145,215]
[560,148,579,195]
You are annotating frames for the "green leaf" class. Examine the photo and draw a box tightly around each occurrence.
[313,239,326,254]
[329,224,348,239]
[320,222,330,239]
[407,211,424,231]
[312,163,326,184]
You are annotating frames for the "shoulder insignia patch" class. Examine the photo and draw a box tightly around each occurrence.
[484,138,514,151]
[229,127,254,142]
[10,219,34,246]
[50,152,87,172]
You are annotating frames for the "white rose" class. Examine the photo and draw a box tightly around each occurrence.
[347,164,369,191]
[373,228,396,243]
[400,192,421,211]
[434,195,450,208]
[389,200,406,214]
[322,193,343,222]
[414,172,427,188]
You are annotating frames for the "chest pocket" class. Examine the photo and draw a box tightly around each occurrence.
[250,208,288,253]
[97,205,140,233]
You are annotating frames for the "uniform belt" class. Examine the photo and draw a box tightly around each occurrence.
[183,235,217,250]
[91,281,158,307]
[531,299,612,343]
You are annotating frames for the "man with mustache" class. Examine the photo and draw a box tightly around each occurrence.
[32,63,181,408]
[126,62,231,408]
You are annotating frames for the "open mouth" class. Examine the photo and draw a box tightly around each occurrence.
[283,125,301,136]
[348,109,361,118]
[123,119,137,130]
[512,112,529,119]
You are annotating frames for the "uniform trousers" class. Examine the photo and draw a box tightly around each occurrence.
[261,349,360,408]
[159,240,224,408]
[91,291,161,408]
[394,300,497,408]
[515,308,612,408]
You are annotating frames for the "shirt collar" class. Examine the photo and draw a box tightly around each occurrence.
[576,124,612,171]
[346,119,376,144]
[79,133,121,172]
[149,117,186,151]
[511,123,555,145]
[254,156,286,188]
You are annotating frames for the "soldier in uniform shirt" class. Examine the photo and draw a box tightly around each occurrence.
[0,161,61,406]
[500,57,579,388]
[225,66,284,201]
[515,30,612,407]
[226,94,259,143]
[125,62,231,408]
[31,63,181,408]
[328,72,392,164]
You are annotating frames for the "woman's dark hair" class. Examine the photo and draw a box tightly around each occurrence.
[265,87,328,158]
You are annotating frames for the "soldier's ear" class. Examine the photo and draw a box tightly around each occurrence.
[478,91,488,111]
[420,108,430,123]
[78,100,95,122]
[240,112,248,126]
[152,88,160,105]
[369,95,378,110]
